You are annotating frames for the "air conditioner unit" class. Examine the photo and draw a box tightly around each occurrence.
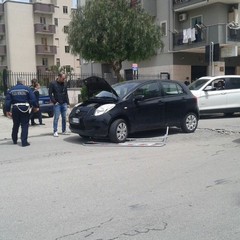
[179,13,187,22]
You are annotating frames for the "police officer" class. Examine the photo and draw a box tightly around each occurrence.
[5,78,38,147]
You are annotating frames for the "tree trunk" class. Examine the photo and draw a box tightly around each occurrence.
[111,60,124,82]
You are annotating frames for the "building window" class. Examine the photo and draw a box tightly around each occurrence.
[40,17,46,25]
[56,58,60,67]
[65,46,70,53]
[54,18,58,26]
[63,26,69,34]
[42,58,48,67]
[55,38,59,47]
[63,6,68,14]
[160,21,167,37]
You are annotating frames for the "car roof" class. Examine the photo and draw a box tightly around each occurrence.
[199,75,240,80]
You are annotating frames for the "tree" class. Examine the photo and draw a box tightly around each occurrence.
[68,0,163,82]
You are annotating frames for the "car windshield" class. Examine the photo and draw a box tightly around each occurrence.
[112,82,139,98]
[39,86,49,96]
[189,79,210,90]
[94,90,118,100]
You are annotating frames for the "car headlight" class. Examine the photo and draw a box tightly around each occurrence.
[94,104,116,116]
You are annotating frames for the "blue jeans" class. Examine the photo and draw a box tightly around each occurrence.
[53,103,67,133]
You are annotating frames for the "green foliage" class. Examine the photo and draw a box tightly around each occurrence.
[80,85,88,102]
[68,0,163,82]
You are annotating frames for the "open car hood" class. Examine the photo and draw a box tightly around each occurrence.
[83,76,118,99]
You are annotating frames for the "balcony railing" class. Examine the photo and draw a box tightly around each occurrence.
[35,45,57,55]
[173,23,240,51]
[0,4,4,15]
[0,24,5,34]
[34,24,56,34]
[0,45,6,55]
[33,3,54,14]
[173,0,208,11]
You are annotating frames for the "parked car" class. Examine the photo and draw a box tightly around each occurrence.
[1,86,53,117]
[69,77,199,143]
[38,86,54,117]
[189,75,240,115]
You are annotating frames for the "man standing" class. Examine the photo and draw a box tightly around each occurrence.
[5,78,38,147]
[49,73,70,137]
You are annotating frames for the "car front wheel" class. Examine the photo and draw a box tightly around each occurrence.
[109,119,128,143]
[181,112,198,133]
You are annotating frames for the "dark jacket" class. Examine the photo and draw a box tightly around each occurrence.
[49,80,69,105]
[5,83,37,112]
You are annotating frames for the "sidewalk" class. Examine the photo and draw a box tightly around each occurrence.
[0,109,56,141]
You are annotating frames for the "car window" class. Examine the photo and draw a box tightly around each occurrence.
[226,78,240,89]
[39,86,49,96]
[210,79,225,90]
[162,82,184,96]
[189,79,210,90]
[133,82,160,99]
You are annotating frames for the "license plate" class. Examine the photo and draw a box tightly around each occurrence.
[71,118,79,124]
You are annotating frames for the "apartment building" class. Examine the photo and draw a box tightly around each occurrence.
[77,0,240,82]
[0,0,80,74]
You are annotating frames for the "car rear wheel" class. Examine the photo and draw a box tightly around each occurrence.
[181,112,198,133]
[109,119,128,143]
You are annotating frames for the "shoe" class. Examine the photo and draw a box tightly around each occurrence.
[13,141,17,144]
[22,142,30,147]
[62,131,70,135]
[31,122,38,126]
[39,123,45,125]
[53,132,59,137]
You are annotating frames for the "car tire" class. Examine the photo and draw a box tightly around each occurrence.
[109,119,128,143]
[181,112,198,133]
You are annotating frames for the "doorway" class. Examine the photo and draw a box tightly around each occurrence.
[191,66,207,82]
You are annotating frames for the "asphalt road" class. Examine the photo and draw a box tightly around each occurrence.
[0,110,240,240]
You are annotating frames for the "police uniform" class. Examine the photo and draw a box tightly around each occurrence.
[5,82,37,147]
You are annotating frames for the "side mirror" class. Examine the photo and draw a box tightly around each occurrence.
[204,86,215,91]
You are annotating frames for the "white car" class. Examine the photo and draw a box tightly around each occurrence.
[189,75,240,116]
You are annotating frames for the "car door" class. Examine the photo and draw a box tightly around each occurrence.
[225,77,240,110]
[129,81,165,132]
[197,78,227,111]
[160,81,188,124]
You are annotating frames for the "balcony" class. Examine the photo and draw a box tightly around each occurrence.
[173,0,208,12]
[173,23,240,52]
[33,3,54,14]
[0,4,4,15]
[173,0,240,12]
[34,24,56,35]
[130,0,156,16]
[0,24,5,34]
[0,45,6,55]
[35,45,57,55]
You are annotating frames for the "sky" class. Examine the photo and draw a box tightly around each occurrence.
[2,0,77,8]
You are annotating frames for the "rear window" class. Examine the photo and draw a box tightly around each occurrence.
[162,82,184,95]
[39,87,49,96]
[226,78,240,89]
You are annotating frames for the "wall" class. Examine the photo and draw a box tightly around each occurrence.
[5,2,36,72]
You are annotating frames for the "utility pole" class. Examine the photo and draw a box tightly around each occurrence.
[210,42,214,76]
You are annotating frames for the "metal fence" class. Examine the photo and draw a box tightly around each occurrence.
[0,71,163,96]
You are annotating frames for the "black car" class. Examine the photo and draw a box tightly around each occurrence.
[69,77,199,143]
